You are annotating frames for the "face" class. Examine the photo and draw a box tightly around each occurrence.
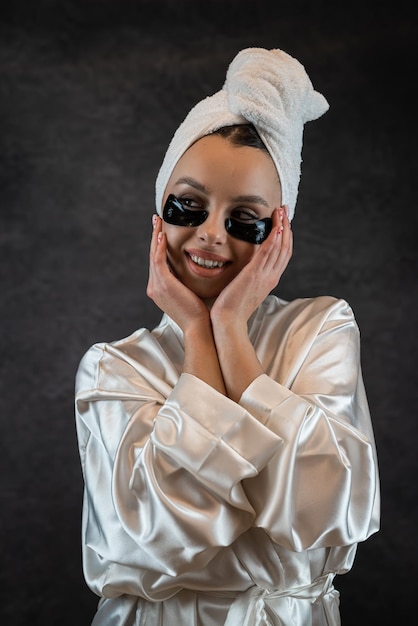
[161,134,282,303]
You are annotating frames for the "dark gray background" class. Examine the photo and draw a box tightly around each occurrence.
[1,1,416,624]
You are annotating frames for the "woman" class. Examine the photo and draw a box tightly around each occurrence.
[75,47,380,625]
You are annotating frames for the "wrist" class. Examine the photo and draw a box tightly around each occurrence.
[210,312,247,338]
[183,316,213,342]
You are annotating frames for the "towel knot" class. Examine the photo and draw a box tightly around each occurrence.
[155,47,329,221]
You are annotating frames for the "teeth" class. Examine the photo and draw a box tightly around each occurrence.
[190,254,225,268]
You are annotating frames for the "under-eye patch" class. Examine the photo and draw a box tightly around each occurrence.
[224,216,272,245]
[163,194,208,227]
[162,194,272,245]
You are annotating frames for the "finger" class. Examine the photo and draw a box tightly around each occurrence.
[153,226,169,271]
[254,208,285,270]
[254,207,291,276]
[150,214,162,258]
[280,207,293,256]
[272,208,293,271]
[266,208,283,242]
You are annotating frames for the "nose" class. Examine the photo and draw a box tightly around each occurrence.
[195,209,227,245]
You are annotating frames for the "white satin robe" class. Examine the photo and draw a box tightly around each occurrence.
[75,295,380,626]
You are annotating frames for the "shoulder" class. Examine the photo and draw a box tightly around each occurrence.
[75,327,153,392]
[75,315,180,397]
[77,327,150,363]
[258,294,358,336]
[264,293,355,319]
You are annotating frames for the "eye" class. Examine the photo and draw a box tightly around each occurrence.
[230,208,260,223]
[178,196,204,210]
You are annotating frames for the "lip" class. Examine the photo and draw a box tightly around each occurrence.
[186,248,230,263]
[185,248,231,277]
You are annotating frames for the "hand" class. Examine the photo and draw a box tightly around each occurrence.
[147,216,225,394]
[147,216,210,332]
[211,207,293,326]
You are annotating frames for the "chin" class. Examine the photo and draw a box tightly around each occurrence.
[182,277,224,302]
[195,289,221,303]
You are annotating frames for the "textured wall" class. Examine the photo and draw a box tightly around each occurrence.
[1,1,416,624]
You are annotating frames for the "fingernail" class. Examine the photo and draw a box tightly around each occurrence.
[157,232,163,243]
[152,215,157,229]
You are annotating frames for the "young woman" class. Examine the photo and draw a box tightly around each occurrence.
[75,47,380,625]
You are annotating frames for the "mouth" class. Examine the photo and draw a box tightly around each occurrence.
[185,249,231,274]
[189,254,227,269]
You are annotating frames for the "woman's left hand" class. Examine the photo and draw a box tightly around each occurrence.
[211,207,293,325]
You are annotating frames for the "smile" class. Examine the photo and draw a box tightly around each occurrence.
[189,254,227,269]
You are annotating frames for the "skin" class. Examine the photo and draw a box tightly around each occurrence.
[147,134,293,403]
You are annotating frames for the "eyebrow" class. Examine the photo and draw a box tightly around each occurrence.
[174,177,208,193]
[233,194,269,207]
[174,176,269,207]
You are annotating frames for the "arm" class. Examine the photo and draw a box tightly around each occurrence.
[210,207,292,401]
[147,303,379,564]
[238,297,380,550]
[75,338,282,596]
[76,214,378,596]
[75,298,379,597]
[147,215,226,395]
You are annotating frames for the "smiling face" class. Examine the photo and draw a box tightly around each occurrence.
[161,133,282,304]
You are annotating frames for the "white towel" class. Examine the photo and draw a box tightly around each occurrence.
[155,47,329,221]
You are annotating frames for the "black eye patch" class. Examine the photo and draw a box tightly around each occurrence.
[162,194,272,245]
[163,194,208,227]
[225,216,272,245]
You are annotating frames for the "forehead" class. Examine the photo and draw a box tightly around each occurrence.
[168,134,281,201]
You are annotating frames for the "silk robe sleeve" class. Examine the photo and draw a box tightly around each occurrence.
[239,296,380,551]
[75,296,379,599]
[75,334,283,597]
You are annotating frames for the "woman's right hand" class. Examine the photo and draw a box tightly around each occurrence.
[148,215,226,394]
[147,216,210,332]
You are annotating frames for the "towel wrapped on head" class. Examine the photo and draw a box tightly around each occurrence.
[155,47,329,221]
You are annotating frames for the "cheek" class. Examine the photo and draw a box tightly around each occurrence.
[163,223,180,247]
[233,241,256,269]
[163,224,190,261]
